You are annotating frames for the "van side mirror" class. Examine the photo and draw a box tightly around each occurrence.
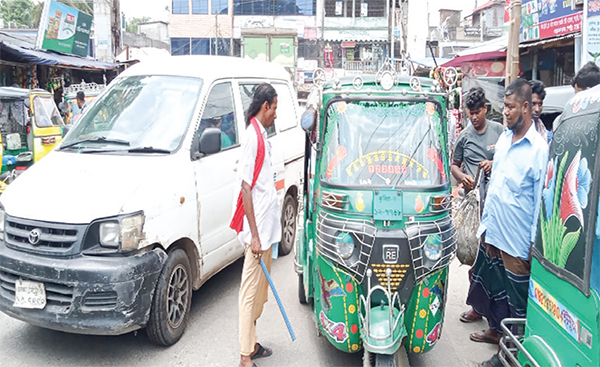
[198,127,221,156]
[301,107,317,132]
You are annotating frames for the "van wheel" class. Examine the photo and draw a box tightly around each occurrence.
[147,249,192,346]
[279,194,297,256]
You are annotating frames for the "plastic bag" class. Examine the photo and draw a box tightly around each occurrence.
[453,170,482,266]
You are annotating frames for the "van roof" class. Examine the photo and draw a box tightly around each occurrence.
[119,55,292,82]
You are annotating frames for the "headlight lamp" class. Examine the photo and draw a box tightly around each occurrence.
[423,233,443,261]
[99,213,145,251]
[335,232,355,260]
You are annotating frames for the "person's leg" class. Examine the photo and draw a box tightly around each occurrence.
[239,245,262,367]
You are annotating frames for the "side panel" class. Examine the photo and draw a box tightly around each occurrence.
[313,255,362,353]
[404,268,449,354]
[520,259,599,367]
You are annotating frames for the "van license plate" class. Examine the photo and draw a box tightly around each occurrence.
[14,279,46,309]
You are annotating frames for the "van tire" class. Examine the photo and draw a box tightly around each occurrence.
[147,249,192,346]
[279,194,297,256]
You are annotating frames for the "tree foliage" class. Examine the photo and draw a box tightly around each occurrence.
[0,0,36,28]
[126,16,152,33]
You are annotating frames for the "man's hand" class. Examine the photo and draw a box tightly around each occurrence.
[479,160,493,175]
[251,236,262,258]
[461,175,474,191]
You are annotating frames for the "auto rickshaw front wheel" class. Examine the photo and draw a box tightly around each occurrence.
[364,349,410,367]
[147,249,192,346]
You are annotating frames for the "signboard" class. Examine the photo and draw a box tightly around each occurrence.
[520,0,583,42]
[36,0,92,56]
[585,0,600,65]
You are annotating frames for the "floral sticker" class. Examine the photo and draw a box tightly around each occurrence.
[426,102,436,116]
[541,150,592,268]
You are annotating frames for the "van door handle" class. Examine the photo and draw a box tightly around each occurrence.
[233,159,238,172]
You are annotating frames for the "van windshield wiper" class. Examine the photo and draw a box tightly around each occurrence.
[127,146,171,154]
[60,137,131,150]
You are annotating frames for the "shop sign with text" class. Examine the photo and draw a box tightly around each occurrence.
[520,0,582,42]
[36,0,92,57]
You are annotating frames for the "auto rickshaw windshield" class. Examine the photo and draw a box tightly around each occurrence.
[321,100,447,187]
[61,75,203,152]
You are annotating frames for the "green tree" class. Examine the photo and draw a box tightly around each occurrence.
[126,16,151,33]
[0,0,36,28]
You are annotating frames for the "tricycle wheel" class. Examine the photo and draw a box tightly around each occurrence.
[279,194,298,256]
[298,273,308,304]
[373,350,410,367]
[147,249,192,346]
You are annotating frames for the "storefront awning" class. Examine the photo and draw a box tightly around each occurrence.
[0,41,121,70]
[440,51,506,68]
[519,32,579,49]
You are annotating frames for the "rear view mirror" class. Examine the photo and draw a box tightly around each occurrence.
[199,127,221,156]
[301,107,317,132]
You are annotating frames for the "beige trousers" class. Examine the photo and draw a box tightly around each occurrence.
[239,244,273,356]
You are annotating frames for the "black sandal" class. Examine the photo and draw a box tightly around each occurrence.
[251,343,273,360]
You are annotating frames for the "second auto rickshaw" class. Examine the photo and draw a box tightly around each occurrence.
[296,64,458,366]
[499,84,600,367]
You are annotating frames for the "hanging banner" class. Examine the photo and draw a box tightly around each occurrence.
[585,0,600,65]
[520,0,582,42]
[36,0,92,57]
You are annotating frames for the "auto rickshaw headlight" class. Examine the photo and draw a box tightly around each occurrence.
[335,232,355,260]
[423,233,443,261]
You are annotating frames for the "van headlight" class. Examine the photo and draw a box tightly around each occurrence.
[423,233,443,261]
[99,213,145,251]
[335,232,355,260]
[0,206,5,233]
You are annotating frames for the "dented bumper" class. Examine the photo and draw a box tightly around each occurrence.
[0,243,167,335]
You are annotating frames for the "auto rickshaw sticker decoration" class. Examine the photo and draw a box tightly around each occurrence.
[540,150,591,268]
[355,192,365,212]
[318,269,346,310]
[415,194,425,213]
[319,310,349,343]
[326,146,348,180]
[529,279,581,343]
[425,322,441,345]
[345,150,429,179]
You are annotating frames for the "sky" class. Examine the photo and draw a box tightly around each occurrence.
[120,0,170,21]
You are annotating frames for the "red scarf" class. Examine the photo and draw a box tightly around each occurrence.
[229,117,266,234]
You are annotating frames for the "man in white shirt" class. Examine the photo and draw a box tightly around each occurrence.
[236,83,280,367]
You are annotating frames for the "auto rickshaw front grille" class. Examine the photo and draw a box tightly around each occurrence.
[4,216,83,255]
[406,216,456,282]
[0,270,74,309]
[315,211,377,282]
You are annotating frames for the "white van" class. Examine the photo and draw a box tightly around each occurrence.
[0,56,304,346]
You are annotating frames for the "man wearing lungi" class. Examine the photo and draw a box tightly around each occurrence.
[466,79,548,367]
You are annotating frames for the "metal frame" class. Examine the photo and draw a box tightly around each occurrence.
[498,318,542,367]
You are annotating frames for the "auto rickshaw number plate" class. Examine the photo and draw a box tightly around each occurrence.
[373,189,403,221]
[13,279,46,309]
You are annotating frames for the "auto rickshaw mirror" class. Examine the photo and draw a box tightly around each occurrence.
[301,107,316,132]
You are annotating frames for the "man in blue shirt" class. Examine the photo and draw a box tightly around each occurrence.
[466,79,548,366]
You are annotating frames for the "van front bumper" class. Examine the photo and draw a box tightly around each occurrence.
[0,243,167,335]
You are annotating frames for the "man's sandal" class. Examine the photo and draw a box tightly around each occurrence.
[459,309,482,323]
[251,343,273,360]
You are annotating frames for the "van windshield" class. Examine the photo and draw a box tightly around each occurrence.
[61,75,203,152]
[321,100,447,188]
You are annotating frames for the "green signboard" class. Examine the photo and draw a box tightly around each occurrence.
[39,0,92,57]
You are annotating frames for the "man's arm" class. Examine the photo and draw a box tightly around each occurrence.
[241,181,262,256]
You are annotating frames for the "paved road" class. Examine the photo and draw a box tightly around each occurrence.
[0,253,496,367]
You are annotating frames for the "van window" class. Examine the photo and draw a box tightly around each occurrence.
[271,83,297,132]
[199,82,238,149]
[239,83,276,137]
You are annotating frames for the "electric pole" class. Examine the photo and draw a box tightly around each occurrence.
[506,0,521,84]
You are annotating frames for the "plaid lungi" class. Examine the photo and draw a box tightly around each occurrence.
[466,242,531,333]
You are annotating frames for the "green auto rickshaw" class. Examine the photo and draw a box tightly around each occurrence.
[499,84,600,367]
[295,64,458,366]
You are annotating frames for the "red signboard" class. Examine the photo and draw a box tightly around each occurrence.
[539,11,583,39]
